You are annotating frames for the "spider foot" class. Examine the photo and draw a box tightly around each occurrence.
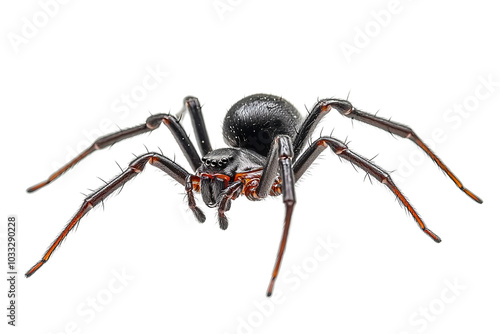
[461,187,483,204]
[218,214,228,230]
[424,228,441,243]
[25,259,45,277]
[191,207,206,223]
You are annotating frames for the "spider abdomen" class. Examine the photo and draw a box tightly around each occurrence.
[222,94,303,156]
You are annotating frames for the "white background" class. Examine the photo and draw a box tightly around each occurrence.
[1,1,499,333]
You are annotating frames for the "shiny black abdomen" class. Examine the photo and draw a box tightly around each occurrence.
[222,94,303,156]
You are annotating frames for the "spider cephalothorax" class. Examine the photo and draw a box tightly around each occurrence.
[195,147,277,208]
[25,93,482,296]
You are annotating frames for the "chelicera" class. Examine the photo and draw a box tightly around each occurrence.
[25,94,482,296]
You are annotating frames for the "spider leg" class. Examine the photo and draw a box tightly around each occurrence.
[217,181,243,230]
[25,152,201,277]
[293,99,482,203]
[185,175,207,223]
[294,136,441,243]
[175,96,213,155]
[255,135,296,297]
[27,113,202,193]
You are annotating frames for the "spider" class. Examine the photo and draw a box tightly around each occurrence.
[25,94,482,296]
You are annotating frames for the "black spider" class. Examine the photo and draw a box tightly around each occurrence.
[25,94,482,296]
